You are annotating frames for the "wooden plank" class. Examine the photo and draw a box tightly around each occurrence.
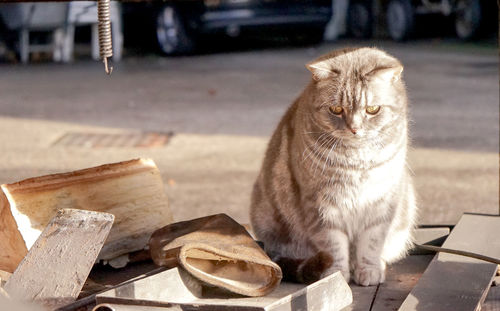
[341,286,377,311]
[482,284,500,311]
[342,255,434,311]
[4,209,114,309]
[399,214,500,311]
[1,158,173,266]
[96,268,353,311]
[410,227,450,255]
[482,268,500,311]
[371,255,433,311]
[93,304,181,311]
[0,295,44,311]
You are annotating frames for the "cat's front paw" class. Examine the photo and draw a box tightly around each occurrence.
[353,264,385,286]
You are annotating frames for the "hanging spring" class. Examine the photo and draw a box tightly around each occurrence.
[97,0,113,75]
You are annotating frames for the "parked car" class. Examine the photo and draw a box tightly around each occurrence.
[122,0,331,55]
[346,0,497,41]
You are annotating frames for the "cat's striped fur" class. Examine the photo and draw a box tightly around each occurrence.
[250,47,417,286]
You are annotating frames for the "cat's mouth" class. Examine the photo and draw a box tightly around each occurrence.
[333,129,367,138]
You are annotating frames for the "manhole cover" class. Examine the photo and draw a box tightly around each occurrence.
[53,132,173,148]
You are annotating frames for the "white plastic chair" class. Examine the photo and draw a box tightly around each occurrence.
[0,3,67,63]
[62,1,123,63]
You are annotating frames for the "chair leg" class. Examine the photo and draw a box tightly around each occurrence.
[91,23,100,61]
[20,29,29,64]
[52,27,64,62]
[61,25,75,63]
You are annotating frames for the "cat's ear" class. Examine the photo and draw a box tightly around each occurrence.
[367,65,403,83]
[306,60,339,81]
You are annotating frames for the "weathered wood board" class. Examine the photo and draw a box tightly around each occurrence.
[342,286,378,311]
[0,158,173,272]
[371,255,433,311]
[342,255,433,311]
[96,267,353,311]
[482,283,500,311]
[399,214,500,311]
[410,227,450,255]
[93,304,181,311]
[4,209,114,309]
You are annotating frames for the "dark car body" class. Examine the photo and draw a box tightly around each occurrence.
[122,0,331,54]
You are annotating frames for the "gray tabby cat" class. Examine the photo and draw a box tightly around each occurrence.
[250,47,417,286]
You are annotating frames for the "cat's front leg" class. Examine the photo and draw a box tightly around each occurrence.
[353,223,388,286]
[317,229,350,281]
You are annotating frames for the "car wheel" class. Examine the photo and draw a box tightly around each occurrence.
[455,0,481,40]
[386,0,414,41]
[347,2,373,39]
[156,5,194,55]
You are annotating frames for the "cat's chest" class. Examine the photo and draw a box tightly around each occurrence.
[319,147,405,210]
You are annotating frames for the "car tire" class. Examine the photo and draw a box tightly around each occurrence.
[454,0,481,40]
[347,2,373,39]
[156,5,195,55]
[386,0,414,41]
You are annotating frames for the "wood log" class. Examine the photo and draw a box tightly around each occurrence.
[0,191,28,272]
[0,269,12,288]
[4,208,114,309]
[0,158,173,272]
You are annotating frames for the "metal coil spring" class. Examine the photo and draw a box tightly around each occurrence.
[98,0,113,74]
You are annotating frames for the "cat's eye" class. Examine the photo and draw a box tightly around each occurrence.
[329,106,343,115]
[366,105,381,115]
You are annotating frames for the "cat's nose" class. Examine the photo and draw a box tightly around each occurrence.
[350,128,358,134]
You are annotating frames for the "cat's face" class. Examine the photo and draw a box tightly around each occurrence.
[305,48,407,144]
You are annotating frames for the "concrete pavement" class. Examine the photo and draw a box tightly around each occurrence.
[0,39,497,225]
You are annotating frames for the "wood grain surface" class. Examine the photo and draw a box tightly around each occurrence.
[4,209,114,309]
[398,214,500,311]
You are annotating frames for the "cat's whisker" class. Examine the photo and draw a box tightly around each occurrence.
[302,131,326,135]
[406,162,415,176]
[313,136,337,176]
[322,138,341,175]
[302,133,330,163]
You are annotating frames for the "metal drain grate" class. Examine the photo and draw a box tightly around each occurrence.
[53,132,173,148]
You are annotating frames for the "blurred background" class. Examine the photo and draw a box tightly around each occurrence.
[0,0,498,226]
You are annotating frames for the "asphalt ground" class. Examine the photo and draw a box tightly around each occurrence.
[0,39,498,226]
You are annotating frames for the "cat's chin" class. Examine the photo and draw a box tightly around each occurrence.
[331,132,369,143]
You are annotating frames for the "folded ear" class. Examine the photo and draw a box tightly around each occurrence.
[306,60,338,81]
[367,65,403,83]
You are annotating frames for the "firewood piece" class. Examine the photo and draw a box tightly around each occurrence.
[0,158,173,272]
[0,269,12,283]
[398,214,500,311]
[4,209,114,309]
[0,191,28,273]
